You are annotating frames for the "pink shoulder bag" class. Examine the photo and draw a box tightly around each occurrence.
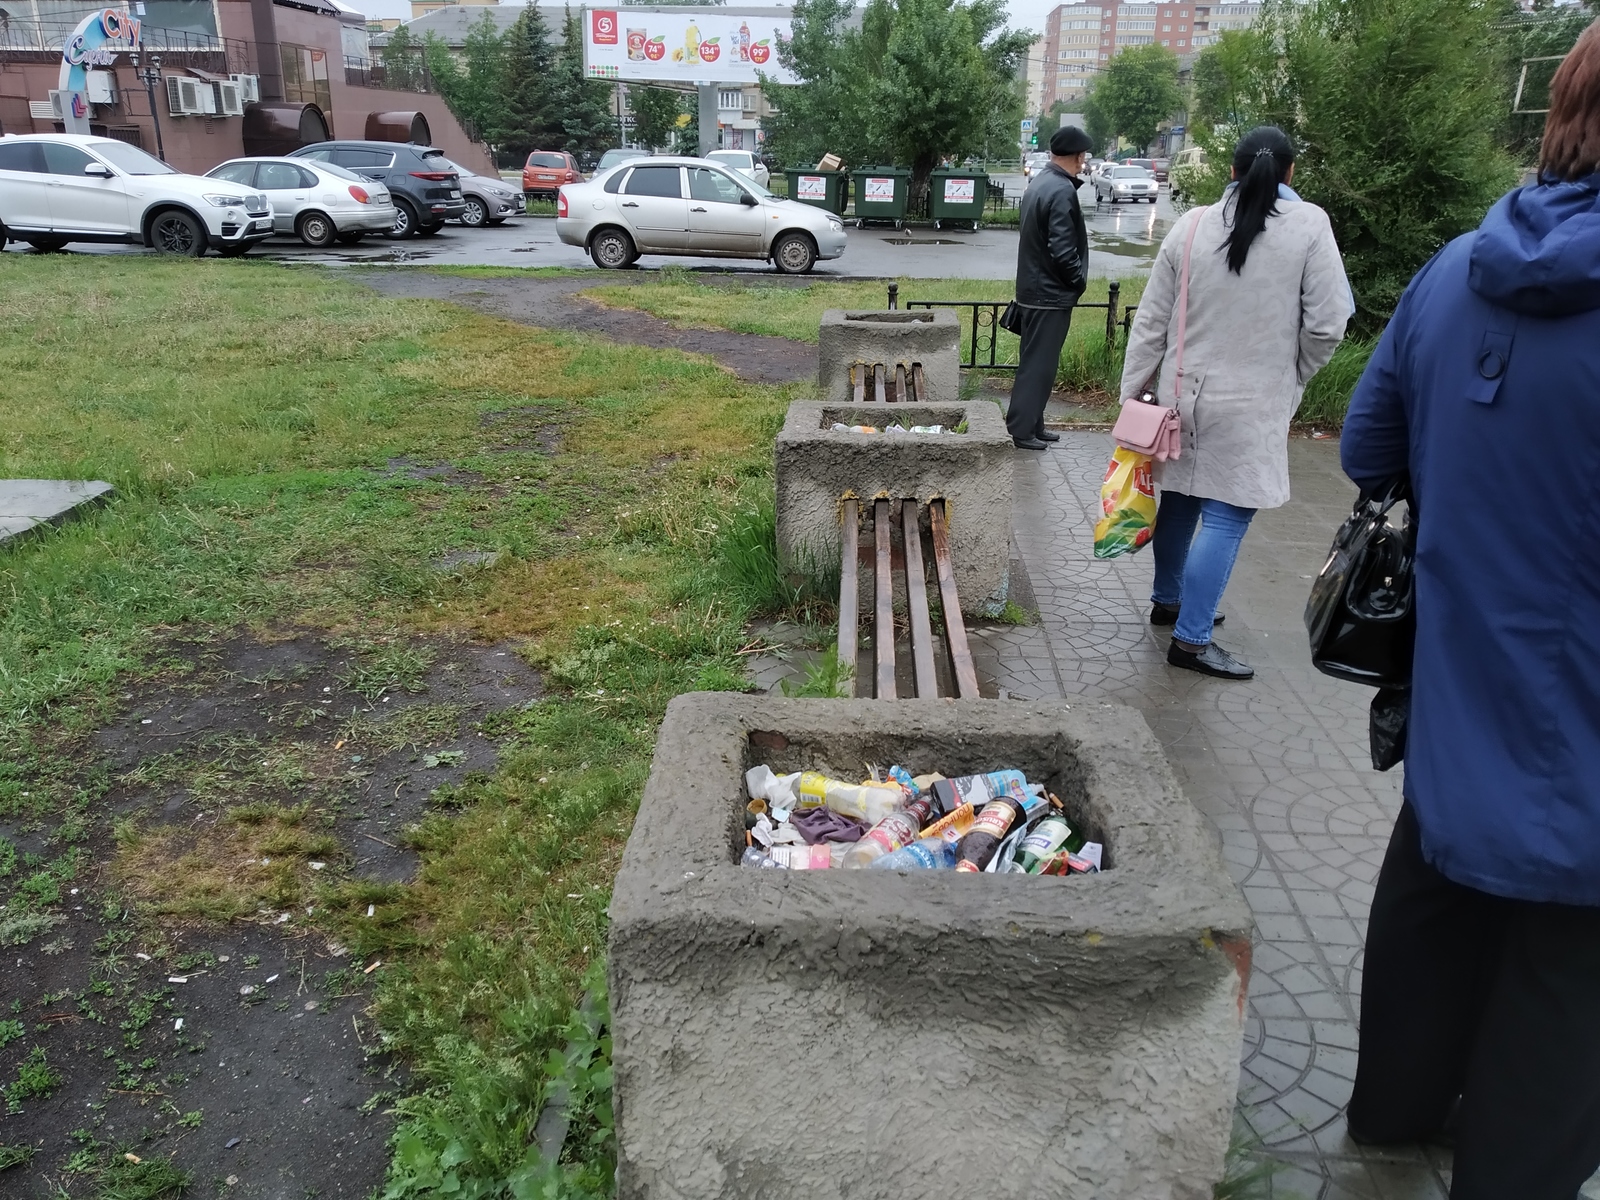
[1111,206,1208,462]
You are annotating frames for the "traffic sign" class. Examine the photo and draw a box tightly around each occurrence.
[1020,118,1035,131]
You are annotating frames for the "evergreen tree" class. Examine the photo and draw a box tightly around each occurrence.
[498,6,560,161]
[425,14,506,153]
[553,5,620,157]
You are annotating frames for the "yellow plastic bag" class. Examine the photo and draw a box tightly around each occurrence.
[1093,447,1156,559]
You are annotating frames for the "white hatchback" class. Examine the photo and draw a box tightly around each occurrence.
[207,157,398,247]
[705,149,771,189]
[0,133,272,256]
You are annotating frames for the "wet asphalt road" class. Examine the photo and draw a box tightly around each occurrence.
[2,175,1175,280]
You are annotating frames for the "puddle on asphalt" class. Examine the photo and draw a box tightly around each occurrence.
[883,238,964,246]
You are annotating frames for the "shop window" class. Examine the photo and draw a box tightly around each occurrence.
[280,42,332,113]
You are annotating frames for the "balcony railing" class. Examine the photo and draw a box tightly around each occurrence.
[345,49,435,93]
[0,17,254,74]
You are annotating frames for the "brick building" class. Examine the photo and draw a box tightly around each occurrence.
[1040,0,1261,109]
[0,0,494,177]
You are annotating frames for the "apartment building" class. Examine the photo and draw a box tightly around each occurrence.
[1040,1,1261,108]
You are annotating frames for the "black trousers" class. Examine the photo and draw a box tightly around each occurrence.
[1350,801,1600,1199]
[1005,305,1073,440]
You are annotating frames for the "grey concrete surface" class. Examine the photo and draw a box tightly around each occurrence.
[0,479,113,547]
[993,433,1600,1199]
[776,400,1014,615]
[817,308,961,403]
[3,183,1174,280]
[609,693,1251,1200]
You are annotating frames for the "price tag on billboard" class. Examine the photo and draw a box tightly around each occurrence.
[942,178,976,202]
[797,175,827,200]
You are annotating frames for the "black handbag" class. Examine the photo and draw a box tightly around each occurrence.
[998,301,1022,335]
[1305,478,1416,690]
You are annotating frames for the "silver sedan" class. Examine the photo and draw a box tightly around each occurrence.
[556,156,846,274]
[1094,166,1160,205]
[205,157,397,246]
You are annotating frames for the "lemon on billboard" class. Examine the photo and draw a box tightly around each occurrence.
[583,6,796,83]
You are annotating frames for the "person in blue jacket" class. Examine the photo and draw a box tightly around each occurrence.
[1339,21,1600,1198]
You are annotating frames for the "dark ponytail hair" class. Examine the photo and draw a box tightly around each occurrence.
[1222,126,1296,274]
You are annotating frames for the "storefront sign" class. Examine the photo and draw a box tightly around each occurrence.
[59,7,141,133]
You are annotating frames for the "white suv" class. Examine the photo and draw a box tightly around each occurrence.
[0,133,273,257]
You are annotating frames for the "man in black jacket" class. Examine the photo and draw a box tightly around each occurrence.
[1007,125,1092,449]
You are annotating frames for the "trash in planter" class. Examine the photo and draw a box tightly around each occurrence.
[741,764,1098,875]
[831,423,881,433]
[829,422,949,435]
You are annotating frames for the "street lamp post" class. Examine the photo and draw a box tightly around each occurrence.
[128,50,166,162]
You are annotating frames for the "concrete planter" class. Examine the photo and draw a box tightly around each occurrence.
[775,400,1013,616]
[818,308,961,404]
[609,695,1253,1200]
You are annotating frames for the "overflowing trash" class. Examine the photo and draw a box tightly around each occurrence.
[740,764,1103,875]
[830,422,953,435]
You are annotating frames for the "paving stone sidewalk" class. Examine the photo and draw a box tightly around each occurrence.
[994,432,1599,1200]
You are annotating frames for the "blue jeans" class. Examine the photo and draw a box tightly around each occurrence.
[1150,491,1257,646]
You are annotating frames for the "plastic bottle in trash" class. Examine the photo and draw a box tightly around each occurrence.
[1014,814,1073,874]
[741,846,783,869]
[954,792,1025,872]
[870,835,958,870]
[920,801,975,844]
[841,791,945,868]
[769,843,848,869]
[795,771,906,824]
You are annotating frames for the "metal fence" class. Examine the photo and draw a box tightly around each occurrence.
[890,282,1136,372]
[346,48,435,93]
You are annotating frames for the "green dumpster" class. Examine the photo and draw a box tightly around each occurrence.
[784,166,850,216]
[929,167,989,229]
[849,165,910,228]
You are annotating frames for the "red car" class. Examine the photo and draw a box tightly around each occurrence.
[523,151,581,199]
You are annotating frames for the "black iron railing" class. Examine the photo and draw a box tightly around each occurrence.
[889,281,1136,371]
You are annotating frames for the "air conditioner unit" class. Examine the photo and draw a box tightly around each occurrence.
[166,76,204,116]
[215,81,243,117]
[195,82,218,116]
[29,100,55,120]
[230,73,261,103]
[86,70,116,106]
[47,89,65,118]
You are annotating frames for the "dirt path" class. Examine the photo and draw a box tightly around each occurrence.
[356,272,817,386]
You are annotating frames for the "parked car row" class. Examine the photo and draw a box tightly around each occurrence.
[0,132,532,255]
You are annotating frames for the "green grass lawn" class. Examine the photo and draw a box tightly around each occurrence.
[0,255,810,1198]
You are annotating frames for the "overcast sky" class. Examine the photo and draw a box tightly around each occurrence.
[359,0,1060,48]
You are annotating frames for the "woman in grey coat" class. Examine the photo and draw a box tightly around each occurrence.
[1119,126,1351,679]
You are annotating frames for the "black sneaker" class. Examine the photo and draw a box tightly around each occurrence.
[1035,429,1062,442]
[1150,602,1225,627]
[1167,639,1254,680]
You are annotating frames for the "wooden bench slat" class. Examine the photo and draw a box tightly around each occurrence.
[851,362,865,404]
[894,363,907,405]
[902,500,938,697]
[912,362,927,405]
[929,499,980,699]
[873,364,887,405]
[873,498,896,699]
[837,497,859,697]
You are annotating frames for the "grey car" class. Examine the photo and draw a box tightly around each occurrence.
[434,158,523,227]
[555,156,847,274]
[206,157,397,247]
[1094,165,1159,204]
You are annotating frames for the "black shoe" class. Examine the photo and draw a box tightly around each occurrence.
[1150,602,1225,627]
[1035,429,1062,442]
[1167,639,1254,680]
[1013,436,1049,450]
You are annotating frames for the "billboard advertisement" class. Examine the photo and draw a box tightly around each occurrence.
[583,7,797,84]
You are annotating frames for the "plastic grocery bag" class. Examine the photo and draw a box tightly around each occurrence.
[1093,447,1156,559]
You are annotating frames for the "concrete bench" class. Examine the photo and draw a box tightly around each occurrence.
[609,695,1253,1200]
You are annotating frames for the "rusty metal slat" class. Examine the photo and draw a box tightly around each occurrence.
[873,363,887,405]
[929,500,979,699]
[912,362,927,404]
[837,498,859,698]
[894,363,907,404]
[902,500,938,697]
[873,498,896,699]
